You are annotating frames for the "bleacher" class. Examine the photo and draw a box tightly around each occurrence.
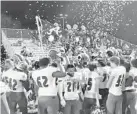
[11,41,48,59]
[2,28,48,60]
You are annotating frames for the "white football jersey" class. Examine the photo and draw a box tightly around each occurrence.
[125,67,137,91]
[62,72,81,100]
[32,66,58,96]
[84,71,101,98]
[2,69,27,92]
[98,66,111,89]
[109,66,126,96]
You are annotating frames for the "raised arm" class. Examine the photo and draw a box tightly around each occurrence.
[52,71,66,78]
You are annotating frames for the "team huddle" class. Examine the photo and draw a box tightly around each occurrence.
[0,50,137,114]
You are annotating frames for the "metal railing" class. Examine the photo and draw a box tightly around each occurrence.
[2,28,137,49]
[2,28,37,39]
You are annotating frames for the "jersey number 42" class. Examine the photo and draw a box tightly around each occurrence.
[4,77,17,90]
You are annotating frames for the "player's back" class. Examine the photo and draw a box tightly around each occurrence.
[2,69,27,92]
[32,66,58,96]
[84,71,101,98]
[109,66,126,96]
[99,66,111,89]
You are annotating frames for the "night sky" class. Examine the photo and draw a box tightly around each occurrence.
[1,1,137,44]
[1,1,70,29]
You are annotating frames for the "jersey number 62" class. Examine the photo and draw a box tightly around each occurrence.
[37,76,49,87]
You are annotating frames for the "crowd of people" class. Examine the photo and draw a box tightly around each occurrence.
[1,16,137,114]
[0,43,137,114]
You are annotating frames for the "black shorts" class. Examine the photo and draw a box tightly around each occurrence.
[99,88,108,107]
[99,88,109,98]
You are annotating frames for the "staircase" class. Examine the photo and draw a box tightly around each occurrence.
[8,38,48,60]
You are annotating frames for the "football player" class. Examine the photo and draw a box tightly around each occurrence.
[83,63,102,114]
[106,56,126,114]
[97,59,110,109]
[31,57,66,114]
[122,59,137,114]
[2,62,29,114]
[58,64,83,114]
[1,59,14,114]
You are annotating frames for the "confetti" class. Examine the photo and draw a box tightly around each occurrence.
[9,1,134,43]
[61,5,64,7]
[66,1,132,34]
